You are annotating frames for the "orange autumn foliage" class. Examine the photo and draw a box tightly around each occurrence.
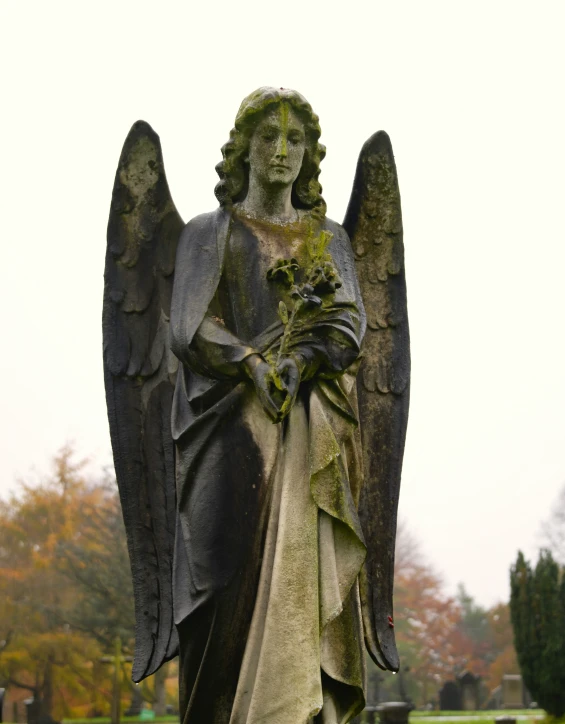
[0,446,132,719]
[373,522,519,707]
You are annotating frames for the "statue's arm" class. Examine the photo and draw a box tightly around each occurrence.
[185,315,258,380]
[290,313,361,381]
[169,214,258,380]
[171,284,258,379]
[171,291,281,421]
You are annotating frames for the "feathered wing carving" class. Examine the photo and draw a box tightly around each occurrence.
[103,121,184,681]
[343,131,410,672]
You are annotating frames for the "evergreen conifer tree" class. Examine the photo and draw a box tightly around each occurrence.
[510,550,565,716]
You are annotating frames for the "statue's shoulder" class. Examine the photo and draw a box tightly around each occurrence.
[180,208,224,241]
[175,208,231,275]
[324,216,351,245]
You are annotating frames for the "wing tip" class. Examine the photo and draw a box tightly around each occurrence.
[362,130,393,158]
[381,644,400,673]
[128,119,159,140]
[131,657,147,684]
[131,646,179,683]
[118,120,162,167]
[343,129,398,233]
[366,634,400,673]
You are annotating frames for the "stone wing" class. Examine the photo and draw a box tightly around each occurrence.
[343,131,410,672]
[103,121,184,681]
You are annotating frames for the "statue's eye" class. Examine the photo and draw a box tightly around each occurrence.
[288,133,302,145]
[262,131,277,141]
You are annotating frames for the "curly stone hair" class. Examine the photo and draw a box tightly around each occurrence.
[215,87,327,218]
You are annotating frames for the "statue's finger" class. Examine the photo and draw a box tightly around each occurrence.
[259,387,281,423]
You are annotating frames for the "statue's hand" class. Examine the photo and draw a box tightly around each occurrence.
[242,354,281,423]
[275,356,301,422]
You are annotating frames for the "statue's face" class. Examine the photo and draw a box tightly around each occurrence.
[247,103,306,189]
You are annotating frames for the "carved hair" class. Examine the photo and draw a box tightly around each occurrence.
[215,87,327,218]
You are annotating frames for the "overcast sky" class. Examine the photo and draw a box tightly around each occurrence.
[1,1,564,608]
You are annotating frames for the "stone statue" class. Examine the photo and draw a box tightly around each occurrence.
[103,87,410,724]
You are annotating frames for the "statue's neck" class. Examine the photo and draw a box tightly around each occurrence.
[240,177,297,224]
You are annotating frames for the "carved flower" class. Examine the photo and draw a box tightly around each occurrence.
[310,260,343,295]
[290,283,322,307]
[266,257,299,287]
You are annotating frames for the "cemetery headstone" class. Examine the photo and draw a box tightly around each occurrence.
[502,675,524,709]
[457,671,481,710]
[487,685,502,710]
[439,681,462,710]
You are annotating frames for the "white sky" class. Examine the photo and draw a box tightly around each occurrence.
[1,1,564,608]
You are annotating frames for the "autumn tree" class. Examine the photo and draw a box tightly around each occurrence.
[53,458,175,715]
[53,474,135,649]
[371,522,475,707]
[454,585,494,678]
[0,446,178,719]
[482,602,519,693]
[369,522,519,708]
[0,447,136,719]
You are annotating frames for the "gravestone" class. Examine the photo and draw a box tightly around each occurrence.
[22,699,59,724]
[502,675,524,709]
[439,681,462,710]
[487,685,502,710]
[23,699,40,724]
[457,671,481,710]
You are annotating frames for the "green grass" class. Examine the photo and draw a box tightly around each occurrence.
[409,720,540,724]
[409,714,544,724]
[411,712,543,718]
[60,711,549,724]
[62,717,179,724]
[60,712,547,724]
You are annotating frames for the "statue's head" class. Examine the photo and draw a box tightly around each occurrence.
[215,87,326,218]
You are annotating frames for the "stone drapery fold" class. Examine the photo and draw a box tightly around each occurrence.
[229,381,367,724]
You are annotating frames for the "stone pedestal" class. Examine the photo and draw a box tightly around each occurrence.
[496,717,517,724]
[376,701,413,724]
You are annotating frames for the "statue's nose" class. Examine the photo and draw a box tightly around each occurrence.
[275,134,288,158]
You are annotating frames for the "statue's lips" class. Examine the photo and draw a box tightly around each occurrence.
[270,164,291,170]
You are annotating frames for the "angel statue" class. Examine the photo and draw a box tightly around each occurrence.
[103,87,410,724]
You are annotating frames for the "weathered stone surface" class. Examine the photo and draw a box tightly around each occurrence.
[105,87,410,723]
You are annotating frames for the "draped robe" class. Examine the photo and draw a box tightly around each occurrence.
[169,208,368,724]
